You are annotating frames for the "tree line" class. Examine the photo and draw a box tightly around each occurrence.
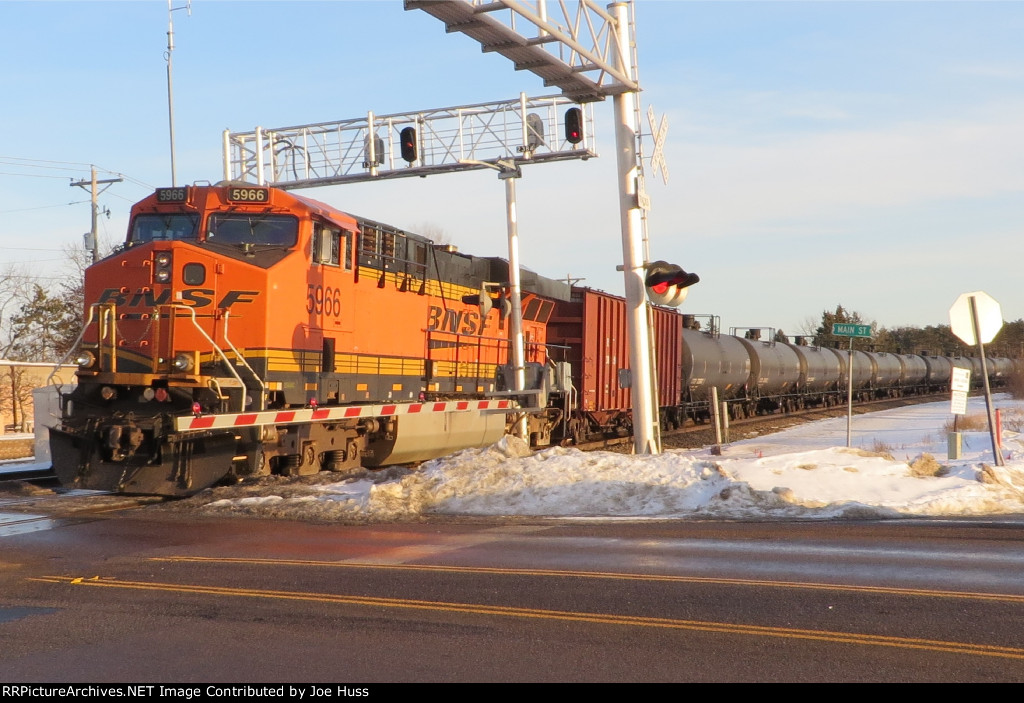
[789,304,1024,359]
[0,249,84,431]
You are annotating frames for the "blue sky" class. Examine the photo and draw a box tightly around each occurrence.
[1,0,1022,337]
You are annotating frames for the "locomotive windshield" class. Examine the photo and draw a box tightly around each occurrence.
[206,214,298,248]
[130,214,200,243]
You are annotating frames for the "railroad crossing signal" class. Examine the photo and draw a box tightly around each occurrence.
[645,261,699,307]
[647,106,669,185]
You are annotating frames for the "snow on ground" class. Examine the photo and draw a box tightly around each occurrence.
[175,394,1024,522]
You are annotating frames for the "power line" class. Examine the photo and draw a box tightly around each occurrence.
[0,200,89,215]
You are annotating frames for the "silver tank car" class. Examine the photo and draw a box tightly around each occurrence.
[681,328,752,409]
[897,354,929,390]
[922,355,953,388]
[738,335,802,413]
[788,341,844,407]
[871,352,903,396]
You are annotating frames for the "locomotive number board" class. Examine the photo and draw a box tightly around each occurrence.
[155,187,190,203]
[226,186,270,203]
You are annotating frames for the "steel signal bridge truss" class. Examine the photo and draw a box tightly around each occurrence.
[404,0,637,103]
[222,94,597,189]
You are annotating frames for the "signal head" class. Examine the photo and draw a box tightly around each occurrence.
[645,260,699,307]
[399,126,417,163]
[564,107,583,145]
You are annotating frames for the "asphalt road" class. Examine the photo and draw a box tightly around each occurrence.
[1,503,1023,683]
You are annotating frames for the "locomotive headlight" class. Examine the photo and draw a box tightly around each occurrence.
[75,350,96,368]
[172,353,194,372]
[153,251,172,284]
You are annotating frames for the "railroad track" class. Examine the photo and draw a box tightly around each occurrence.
[577,393,953,454]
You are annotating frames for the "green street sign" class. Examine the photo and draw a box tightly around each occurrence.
[832,323,872,338]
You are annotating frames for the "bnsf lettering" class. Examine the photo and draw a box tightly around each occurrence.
[217,290,260,307]
[426,305,486,336]
[97,288,260,309]
[130,290,172,307]
[179,289,214,307]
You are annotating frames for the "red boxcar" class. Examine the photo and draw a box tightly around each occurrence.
[547,287,683,437]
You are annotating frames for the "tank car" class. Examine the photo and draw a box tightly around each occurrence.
[788,338,844,408]
[678,326,752,420]
[50,183,569,496]
[736,330,802,414]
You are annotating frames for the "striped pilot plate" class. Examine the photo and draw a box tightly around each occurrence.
[175,399,515,432]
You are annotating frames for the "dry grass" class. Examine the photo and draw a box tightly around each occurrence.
[869,441,895,460]
[944,410,1024,433]
[908,453,948,478]
[943,413,989,433]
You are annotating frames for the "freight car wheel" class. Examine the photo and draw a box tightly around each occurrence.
[569,418,588,445]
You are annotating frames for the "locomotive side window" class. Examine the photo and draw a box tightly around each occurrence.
[313,223,341,266]
[129,214,199,244]
[342,231,353,272]
[206,214,298,248]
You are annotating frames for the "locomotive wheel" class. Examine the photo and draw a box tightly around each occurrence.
[242,448,267,477]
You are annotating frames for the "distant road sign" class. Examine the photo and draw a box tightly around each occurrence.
[949,291,1002,346]
[832,323,872,338]
[950,367,971,393]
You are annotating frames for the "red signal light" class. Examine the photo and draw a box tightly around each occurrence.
[565,107,583,145]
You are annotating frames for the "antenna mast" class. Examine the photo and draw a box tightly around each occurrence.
[165,0,191,186]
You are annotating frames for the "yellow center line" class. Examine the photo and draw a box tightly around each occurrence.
[30,575,1024,662]
[148,556,1024,605]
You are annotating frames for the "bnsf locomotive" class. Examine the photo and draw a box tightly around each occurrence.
[51,183,567,496]
[51,183,1015,497]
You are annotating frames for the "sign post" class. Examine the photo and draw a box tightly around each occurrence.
[948,367,971,459]
[832,323,873,447]
[949,291,1004,466]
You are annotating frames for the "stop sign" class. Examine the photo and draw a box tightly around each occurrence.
[949,291,1003,345]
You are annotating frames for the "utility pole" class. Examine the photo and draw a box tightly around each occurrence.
[166,0,192,186]
[70,167,122,263]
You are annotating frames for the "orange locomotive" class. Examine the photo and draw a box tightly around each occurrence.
[51,183,565,496]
